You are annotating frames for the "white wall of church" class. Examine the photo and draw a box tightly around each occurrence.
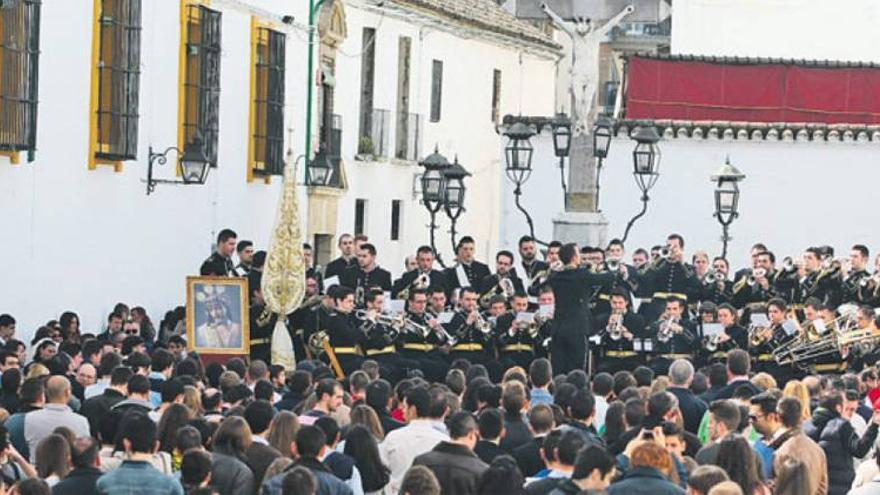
[0,0,311,342]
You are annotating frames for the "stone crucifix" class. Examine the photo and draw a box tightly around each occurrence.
[542,2,634,134]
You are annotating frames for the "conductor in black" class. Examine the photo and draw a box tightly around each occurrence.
[545,243,616,374]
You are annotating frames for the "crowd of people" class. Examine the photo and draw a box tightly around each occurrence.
[1,228,879,494]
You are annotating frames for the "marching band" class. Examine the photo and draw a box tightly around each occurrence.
[272,232,880,385]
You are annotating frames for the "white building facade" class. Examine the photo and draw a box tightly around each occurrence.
[0,0,559,340]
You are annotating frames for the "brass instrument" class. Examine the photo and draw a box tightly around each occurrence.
[606,258,621,272]
[747,268,767,287]
[355,286,365,307]
[781,256,796,273]
[355,310,406,340]
[306,330,344,378]
[704,333,723,352]
[479,275,516,308]
[474,312,494,335]
[703,270,718,285]
[398,272,431,301]
[606,311,625,341]
[297,294,324,311]
[860,273,880,288]
[748,322,773,347]
[656,317,677,343]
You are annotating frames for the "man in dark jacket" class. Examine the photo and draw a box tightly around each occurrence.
[666,359,707,434]
[413,411,488,495]
[244,400,281,489]
[513,404,555,477]
[474,408,506,464]
[53,437,103,495]
[714,349,762,400]
[545,243,616,374]
[499,381,534,453]
[366,379,404,436]
[548,445,616,494]
[80,366,131,437]
[262,426,352,495]
[804,391,880,495]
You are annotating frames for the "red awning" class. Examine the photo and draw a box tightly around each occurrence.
[625,55,880,124]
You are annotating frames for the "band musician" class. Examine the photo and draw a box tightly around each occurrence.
[597,288,645,374]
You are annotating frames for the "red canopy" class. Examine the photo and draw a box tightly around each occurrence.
[625,55,880,124]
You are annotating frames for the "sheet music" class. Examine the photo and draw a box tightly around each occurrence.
[633,339,643,352]
[386,300,406,314]
[456,264,470,288]
[750,313,770,327]
[538,304,554,317]
[813,319,828,335]
[782,320,798,336]
[702,323,724,337]
[324,275,340,289]
[515,312,536,323]
[437,311,455,324]
[643,339,653,352]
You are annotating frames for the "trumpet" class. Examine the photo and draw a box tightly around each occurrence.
[355,310,406,331]
[606,311,625,341]
[781,257,796,273]
[704,270,718,285]
[704,333,723,352]
[747,268,767,286]
[606,258,621,272]
[656,317,677,343]
[398,272,431,300]
[480,275,516,308]
[860,273,880,288]
[355,286,365,306]
[748,323,773,347]
[474,312,494,335]
[500,277,516,299]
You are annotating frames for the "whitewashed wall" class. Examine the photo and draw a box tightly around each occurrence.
[672,0,880,62]
[0,0,310,343]
[332,3,558,273]
[500,133,880,271]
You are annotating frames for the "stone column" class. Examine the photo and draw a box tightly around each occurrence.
[552,131,608,247]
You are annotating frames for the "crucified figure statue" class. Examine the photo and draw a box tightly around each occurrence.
[542,3,634,135]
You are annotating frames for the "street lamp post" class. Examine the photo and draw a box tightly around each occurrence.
[621,126,661,243]
[711,157,746,259]
[146,131,210,195]
[503,122,547,245]
[443,157,470,253]
[419,146,452,266]
[550,114,572,202]
[591,115,613,211]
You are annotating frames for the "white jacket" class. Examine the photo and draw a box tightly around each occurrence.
[379,419,449,494]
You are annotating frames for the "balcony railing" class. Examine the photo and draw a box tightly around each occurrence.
[395,112,423,162]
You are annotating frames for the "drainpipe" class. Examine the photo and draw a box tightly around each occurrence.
[304,0,326,182]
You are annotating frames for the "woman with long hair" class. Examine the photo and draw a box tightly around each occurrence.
[781,380,812,422]
[773,458,811,495]
[210,417,255,495]
[58,312,81,343]
[183,386,204,417]
[130,307,156,344]
[343,425,390,495]
[349,404,385,441]
[157,404,193,454]
[33,434,70,487]
[715,435,770,495]
[601,401,626,443]
[266,411,299,458]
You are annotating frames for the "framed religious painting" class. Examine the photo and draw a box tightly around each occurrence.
[186,276,250,355]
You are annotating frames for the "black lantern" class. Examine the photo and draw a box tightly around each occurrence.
[419,146,451,209]
[146,130,211,195]
[443,157,470,251]
[592,115,613,160]
[711,157,746,258]
[550,113,572,158]
[308,148,332,186]
[631,126,661,194]
[620,126,663,242]
[418,146,452,266]
[503,122,535,185]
